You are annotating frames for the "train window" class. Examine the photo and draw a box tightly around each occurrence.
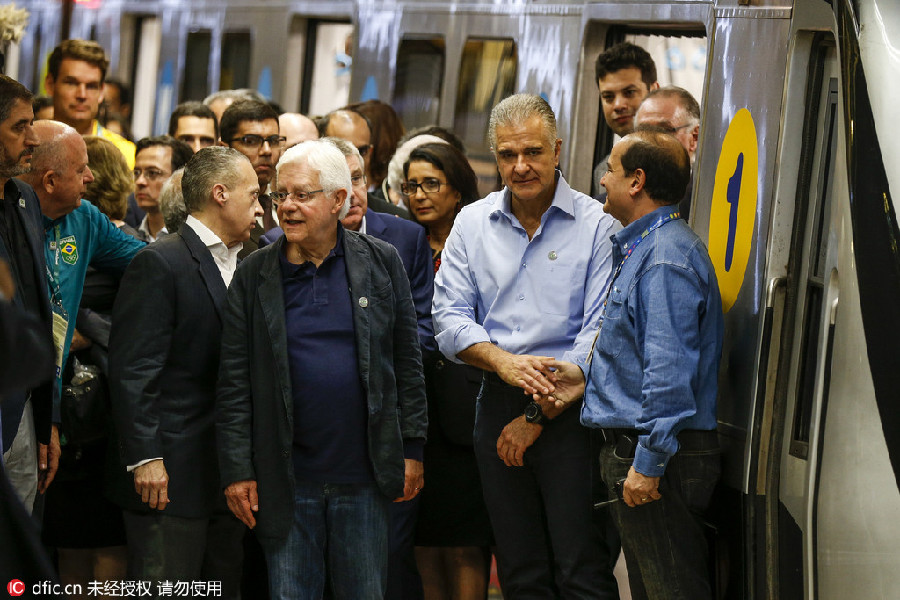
[221,32,252,91]
[304,21,353,116]
[454,38,518,195]
[182,30,212,101]
[394,38,445,130]
[789,75,839,459]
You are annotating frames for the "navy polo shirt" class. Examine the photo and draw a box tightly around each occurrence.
[280,226,374,484]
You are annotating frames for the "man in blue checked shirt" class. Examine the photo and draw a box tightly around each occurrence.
[432,94,620,598]
[537,130,724,600]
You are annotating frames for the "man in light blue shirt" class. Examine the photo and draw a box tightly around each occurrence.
[538,130,723,599]
[432,94,620,598]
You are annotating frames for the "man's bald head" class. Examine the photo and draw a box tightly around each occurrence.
[28,120,78,174]
[321,109,372,176]
[20,120,94,219]
[279,113,319,149]
[619,130,691,206]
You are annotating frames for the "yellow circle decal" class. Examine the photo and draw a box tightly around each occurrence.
[708,108,758,312]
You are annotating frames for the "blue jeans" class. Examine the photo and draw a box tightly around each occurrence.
[598,429,721,600]
[262,481,390,600]
[474,375,619,599]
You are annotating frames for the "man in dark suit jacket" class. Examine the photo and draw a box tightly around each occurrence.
[0,75,60,514]
[217,140,427,598]
[109,147,263,596]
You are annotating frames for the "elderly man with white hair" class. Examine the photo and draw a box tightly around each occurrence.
[216,140,428,599]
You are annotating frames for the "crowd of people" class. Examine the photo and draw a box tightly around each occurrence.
[0,36,722,600]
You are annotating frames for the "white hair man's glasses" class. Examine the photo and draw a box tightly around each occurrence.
[271,189,324,207]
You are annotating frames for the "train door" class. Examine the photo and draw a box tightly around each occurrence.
[763,2,900,598]
[763,32,842,598]
[284,16,354,117]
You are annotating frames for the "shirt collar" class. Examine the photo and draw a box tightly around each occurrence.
[279,223,345,275]
[490,170,575,221]
[185,214,242,255]
[611,204,679,252]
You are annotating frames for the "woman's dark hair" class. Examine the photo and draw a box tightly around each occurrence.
[405,142,479,206]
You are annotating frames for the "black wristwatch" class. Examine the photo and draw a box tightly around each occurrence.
[524,401,546,425]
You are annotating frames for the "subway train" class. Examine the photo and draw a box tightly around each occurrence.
[5,0,900,597]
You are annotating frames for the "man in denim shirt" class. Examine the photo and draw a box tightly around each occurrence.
[539,130,724,599]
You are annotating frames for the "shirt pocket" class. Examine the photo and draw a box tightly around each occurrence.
[597,286,625,358]
[537,264,579,317]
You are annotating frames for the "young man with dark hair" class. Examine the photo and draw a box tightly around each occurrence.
[219,100,284,250]
[168,102,218,153]
[592,41,659,198]
[44,39,135,168]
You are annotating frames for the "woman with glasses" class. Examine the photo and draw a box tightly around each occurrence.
[403,142,495,600]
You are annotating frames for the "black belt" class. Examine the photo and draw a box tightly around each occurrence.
[597,428,641,446]
[597,428,715,445]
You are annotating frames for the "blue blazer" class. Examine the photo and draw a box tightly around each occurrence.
[261,209,435,351]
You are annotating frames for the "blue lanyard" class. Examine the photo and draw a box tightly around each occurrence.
[600,210,680,317]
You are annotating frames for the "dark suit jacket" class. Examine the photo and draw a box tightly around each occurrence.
[367,189,410,219]
[109,223,227,518]
[216,229,428,543]
[0,300,54,397]
[260,209,435,351]
[0,179,56,450]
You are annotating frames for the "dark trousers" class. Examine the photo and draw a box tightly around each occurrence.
[598,429,720,600]
[474,375,618,599]
[386,495,424,599]
[123,509,245,599]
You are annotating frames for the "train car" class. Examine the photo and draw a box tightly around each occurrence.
[5,0,900,597]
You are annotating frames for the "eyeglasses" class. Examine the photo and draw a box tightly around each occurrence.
[271,189,325,207]
[644,123,693,135]
[350,174,367,189]
[133,168,170,182]
[230,135,287,150]
[401,178,445,196]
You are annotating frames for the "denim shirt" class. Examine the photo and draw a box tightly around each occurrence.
[433,173,618,364]
[580,204,724,477]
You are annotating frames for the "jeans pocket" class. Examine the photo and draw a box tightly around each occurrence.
[672,449,721,515]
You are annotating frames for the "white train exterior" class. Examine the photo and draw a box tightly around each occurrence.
[7,0,900,597]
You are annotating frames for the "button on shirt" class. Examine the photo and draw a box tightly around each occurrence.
[433,174,618,364]
[580,205,724,477]
[185,215,241,287]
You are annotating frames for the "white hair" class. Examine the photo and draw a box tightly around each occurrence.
[276,140,351,219]
[386,134,449,202]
